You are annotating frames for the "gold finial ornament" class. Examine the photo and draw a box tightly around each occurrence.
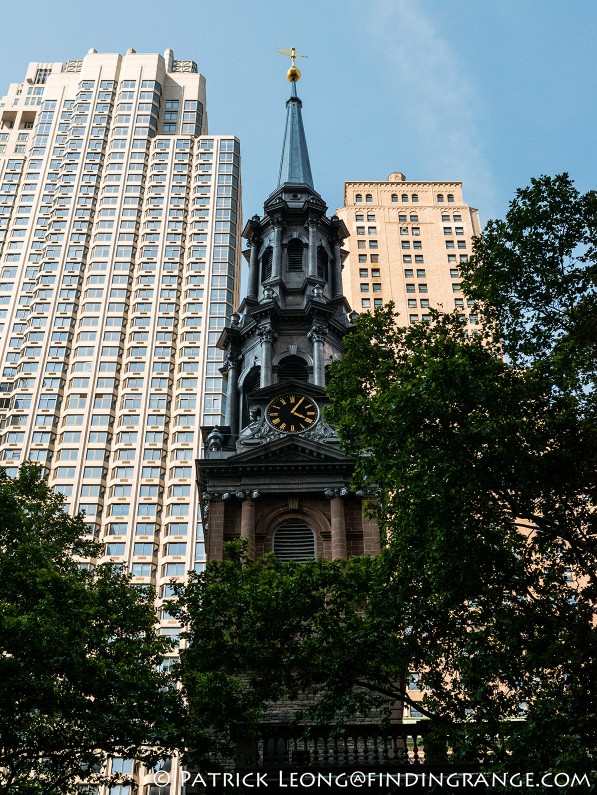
[277,47,308,82]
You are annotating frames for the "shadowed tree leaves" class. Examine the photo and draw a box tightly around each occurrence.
[0,464,182,795]
[175,175,596,782]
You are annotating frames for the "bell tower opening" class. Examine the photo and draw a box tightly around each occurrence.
[317,245,328,282]
[273,519,316,562]
[278,355,309,383]
[287,238,304,272]
[261,246,273,281]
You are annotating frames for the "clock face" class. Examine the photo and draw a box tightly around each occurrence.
[266,393,319,434]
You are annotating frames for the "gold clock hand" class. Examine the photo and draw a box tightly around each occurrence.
[290,397,305,415]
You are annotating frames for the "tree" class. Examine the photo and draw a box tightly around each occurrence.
[0,464,182,795]
[324,173,596,774]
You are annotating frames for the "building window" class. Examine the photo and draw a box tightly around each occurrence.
[287,238,303,271]
[365,194,372,202]
[391,194,398,202]
[447,194,454,202]
[358,255,367,264]
[361,298,370,308]
[261,247,272,281]
[355,194,362,203]
[273,519,315,562]
[437,194,444,202]
[278,355,309,382]
[412,194,419,202]
[373,298,382,307]
[401,194,408,202]
[359,268,368,278]
[356,226,365,235]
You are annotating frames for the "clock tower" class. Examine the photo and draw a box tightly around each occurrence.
[197,62,379,564]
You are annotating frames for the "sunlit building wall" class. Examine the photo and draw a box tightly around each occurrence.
[0,50,241,678]
[338,172,481,332]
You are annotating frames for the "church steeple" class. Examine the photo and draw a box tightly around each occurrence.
[277,81,314,189]
[196,51,379,575]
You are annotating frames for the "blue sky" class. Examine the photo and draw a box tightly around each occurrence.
[1,0,595,225]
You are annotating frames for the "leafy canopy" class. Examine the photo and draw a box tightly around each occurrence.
[0,464,182,795]
[176,174,596,779]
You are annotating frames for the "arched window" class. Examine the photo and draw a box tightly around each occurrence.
[365,193,373,202]
[278,355,309,383]
[391,194,398,202]
[401,194,408,202]
[261,247,272,281]
[412,194,419,203]
[241,366,261,428]
[447,193,454,203]
[317,245,329,281]
[437,194,444,202]
[287,238,303,271]
[355,193,362,203]
[273,519,316,562]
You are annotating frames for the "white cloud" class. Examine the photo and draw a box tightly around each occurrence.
[365,1,498,221]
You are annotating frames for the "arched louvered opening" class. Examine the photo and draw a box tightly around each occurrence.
[273,519,316,562]
[287,239,304,272]
[278,355,309,383]
[240,366,261,428]
[261,247,273,282]
[317,246,329,282]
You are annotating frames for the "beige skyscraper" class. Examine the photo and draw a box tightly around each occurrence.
[337,173,481,331]
[0,49,241,684]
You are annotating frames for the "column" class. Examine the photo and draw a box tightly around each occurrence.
[308,322,326,387]
[223,352,242,429]
[240,495,256,557]
[307,214,318,278]
[203,496,224,562]
[271,216,283,280]
[332,238,343,297]
[329,491,347,560]
[258,324,277,387]
[247,235,261,299]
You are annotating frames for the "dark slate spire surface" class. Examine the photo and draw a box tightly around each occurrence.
[277,81,314,189]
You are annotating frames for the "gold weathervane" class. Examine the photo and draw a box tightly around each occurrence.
[277,47,308,82]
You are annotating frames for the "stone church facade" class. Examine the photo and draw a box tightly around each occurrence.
[197,75,379,565]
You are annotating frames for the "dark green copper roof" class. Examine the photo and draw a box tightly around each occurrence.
[277,81,314,189]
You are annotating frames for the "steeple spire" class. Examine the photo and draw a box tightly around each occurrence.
[276,49,314,190]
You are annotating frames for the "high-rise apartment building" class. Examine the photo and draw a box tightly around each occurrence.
[337,173,481,329]
[0,49,241,666]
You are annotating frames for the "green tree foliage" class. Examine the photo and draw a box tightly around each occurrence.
[176,175,596,780]
[174,543,395,765]
[0,464,182,795]
[325,173,596,773]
